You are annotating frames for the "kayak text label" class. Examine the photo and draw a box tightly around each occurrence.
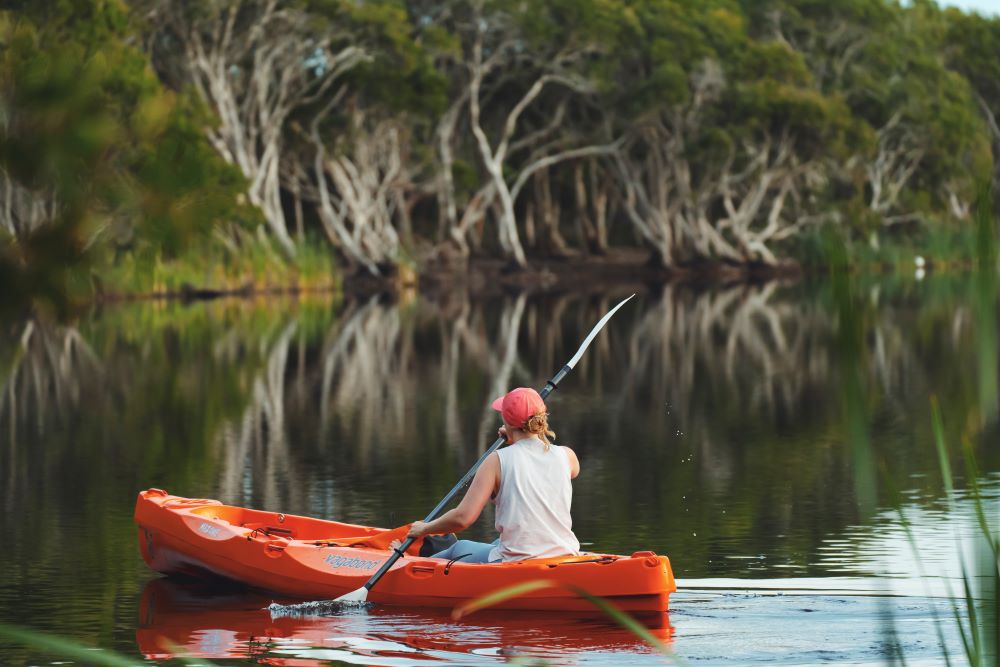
[325,554,378,570]
[198,522,222,538]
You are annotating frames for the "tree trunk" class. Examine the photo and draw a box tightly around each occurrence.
[535,169,571,258]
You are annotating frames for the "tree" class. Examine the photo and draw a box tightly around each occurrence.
[137,0,369,256]
[943,8,1000,208]
[0,1,247,313]
[755,0,992,237]
[608,0,854,266]
[416,0,622,266]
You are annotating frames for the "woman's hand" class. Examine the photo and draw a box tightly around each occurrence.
[498,424,510,444]
[406,520,429,540]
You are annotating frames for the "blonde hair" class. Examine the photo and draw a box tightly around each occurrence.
[524,412,556,450]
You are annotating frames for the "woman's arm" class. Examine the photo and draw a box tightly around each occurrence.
[406,453,500,539]
[563,446,580,479]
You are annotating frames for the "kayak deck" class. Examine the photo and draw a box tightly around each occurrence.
[134,488,676,613]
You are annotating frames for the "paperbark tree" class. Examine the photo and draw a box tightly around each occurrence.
[762,0,991,231]
[417,0,620,265]
[943,9,1000,207]
[611,18,845,267]
[139,0,369,255]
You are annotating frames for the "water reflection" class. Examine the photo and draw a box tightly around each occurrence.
[0,279,997,663]
[138,578,670,666]
[0,321,101,441]
[812,477,1000,596]
[216,320,300,509]
[1,283,996,563]
[139,576,967,665]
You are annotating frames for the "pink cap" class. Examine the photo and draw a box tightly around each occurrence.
[491,387,546,427]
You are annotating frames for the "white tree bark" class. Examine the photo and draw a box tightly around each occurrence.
[461,9,615,266]
[291,103,409,275]
[142,0,369,255]
[865,111,925,222]
[0,168,59,238]
[614,59,825,267]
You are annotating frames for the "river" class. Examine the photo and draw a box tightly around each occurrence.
[1,274,997,664]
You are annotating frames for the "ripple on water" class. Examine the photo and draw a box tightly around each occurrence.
[132,576,974,666]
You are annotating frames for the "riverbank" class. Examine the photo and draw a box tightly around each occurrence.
[77,231,994,306]
[94,247,803,304]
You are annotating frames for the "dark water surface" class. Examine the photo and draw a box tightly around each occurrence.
[1,275,997,664]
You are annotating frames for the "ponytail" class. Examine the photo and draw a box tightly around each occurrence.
[524,412,556,450]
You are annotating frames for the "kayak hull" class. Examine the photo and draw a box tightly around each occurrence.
[134,489,676,613]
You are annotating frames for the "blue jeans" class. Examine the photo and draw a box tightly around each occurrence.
[432,538,501,563]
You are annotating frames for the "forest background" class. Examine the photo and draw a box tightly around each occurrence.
[2,0,999,313]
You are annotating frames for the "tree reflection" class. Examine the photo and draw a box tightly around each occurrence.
[1,321,101,439]
[0,322,101,508]
[215,320,298,509]
[0,282,995,572]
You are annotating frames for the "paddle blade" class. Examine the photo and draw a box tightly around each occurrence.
[334,586,369,604]
[566,294,634,369]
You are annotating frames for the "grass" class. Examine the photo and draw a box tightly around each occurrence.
[797,223,987,277]
[794,187,997,277]
[904,396,1000,666]
[99,227,339,297]
[0,622,210,667]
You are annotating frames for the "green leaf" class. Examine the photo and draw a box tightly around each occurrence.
[451,578,680,661]
[451,579,560,618]
[0,623,142,667]
[930,396,954,499]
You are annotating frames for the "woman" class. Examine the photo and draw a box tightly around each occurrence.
[404,387,581,563]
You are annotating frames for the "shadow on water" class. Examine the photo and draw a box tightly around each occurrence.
[0,270,998,663]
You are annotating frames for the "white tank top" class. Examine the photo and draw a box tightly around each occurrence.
[488,437,581,562]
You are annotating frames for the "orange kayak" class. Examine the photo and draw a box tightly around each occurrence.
[134,489,676,613]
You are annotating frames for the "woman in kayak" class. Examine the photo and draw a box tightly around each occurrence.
[403,387,581,563]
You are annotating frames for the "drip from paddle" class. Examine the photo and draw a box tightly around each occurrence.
[273,293,634,613]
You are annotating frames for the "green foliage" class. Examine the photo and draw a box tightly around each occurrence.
[0,0,249,314]
[2,0,999,301]
[130,93,254,258]
[610,0,724,114]
[343,0,449,117]
[102,230,338,296]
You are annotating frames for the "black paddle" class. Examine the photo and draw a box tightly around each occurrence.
[336,293,635,603]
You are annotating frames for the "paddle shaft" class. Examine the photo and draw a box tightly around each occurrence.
[360,366,571,592]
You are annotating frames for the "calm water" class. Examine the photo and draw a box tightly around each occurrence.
[1,274,998,665]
